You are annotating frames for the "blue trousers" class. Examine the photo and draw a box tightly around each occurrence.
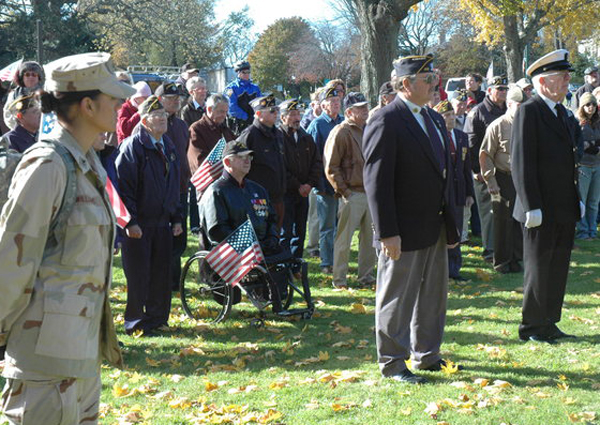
[281,194,309,260]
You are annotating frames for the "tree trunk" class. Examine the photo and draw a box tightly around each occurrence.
[354,0,420,105]
[502,14,525,82]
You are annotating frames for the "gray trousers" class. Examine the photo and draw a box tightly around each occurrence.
[306,189,319,253]
[474,179,494,252]
[375,229,448,376]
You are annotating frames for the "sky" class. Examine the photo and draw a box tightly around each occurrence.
[214,0,332,33]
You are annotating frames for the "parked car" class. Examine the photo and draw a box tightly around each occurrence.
[445,77,466,99]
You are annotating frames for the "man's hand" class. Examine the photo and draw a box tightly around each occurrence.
[486,180,500,195]
[298,184,312,197]
[473,172,485,183]
[126,224,143,239]
[447,242,459,249]
[381,236,401,261]
[172,223,183,237]
[525,209,543,228]
[465,196,474,208]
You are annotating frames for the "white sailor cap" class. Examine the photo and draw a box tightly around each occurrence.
[526,49,573,78]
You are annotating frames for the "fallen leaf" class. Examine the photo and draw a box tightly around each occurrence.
[350,303,367,314]
[441,360,460,375]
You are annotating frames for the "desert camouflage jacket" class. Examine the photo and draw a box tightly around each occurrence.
[0,126,123,380]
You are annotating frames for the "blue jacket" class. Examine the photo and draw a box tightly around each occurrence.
[306,112,343,195]
[115,126,181,227]
[224,78,262,121]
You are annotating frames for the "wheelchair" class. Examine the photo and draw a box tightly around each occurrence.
[179,247,314,324]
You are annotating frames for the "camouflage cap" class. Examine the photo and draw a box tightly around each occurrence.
[44,52,135,99]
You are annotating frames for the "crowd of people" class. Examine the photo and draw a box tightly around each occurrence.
[0,47,598,422]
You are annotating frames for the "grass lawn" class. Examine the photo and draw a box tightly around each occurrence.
[2,234,599,424]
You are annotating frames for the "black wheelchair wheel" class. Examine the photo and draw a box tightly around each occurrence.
[180,251,232,323]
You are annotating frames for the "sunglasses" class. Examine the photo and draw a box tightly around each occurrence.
[240,70,251,75]
[23,72,38,78]
[495,87,509,92]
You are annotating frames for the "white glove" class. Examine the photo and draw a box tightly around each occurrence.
[580,201,585,219]
[525,209,542,228]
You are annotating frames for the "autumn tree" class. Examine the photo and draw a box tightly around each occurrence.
[80,0,220,67]
[247,17,320,93]
[398,0,446,56]
[330,0,422,105]
[457,0,600,81]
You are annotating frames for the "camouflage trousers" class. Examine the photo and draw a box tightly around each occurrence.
[1,374,101,425]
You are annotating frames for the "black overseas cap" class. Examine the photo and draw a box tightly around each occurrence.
[223,140,253,158]
[488,75,509,87]
[279,98,303,113]
[392,54,434,77]
[379,81,396,96]
[155,81,184,97]
[344,92,369,110]
[250,93,277,111]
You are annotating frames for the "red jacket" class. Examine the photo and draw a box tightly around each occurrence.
[117,99,140,144]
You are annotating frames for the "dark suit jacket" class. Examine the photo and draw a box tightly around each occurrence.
[363,96,460,252]
[511,95,580,224]
[450,128,474,207]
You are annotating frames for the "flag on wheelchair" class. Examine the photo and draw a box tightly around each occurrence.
[205,219,265,287]
[190,137,226,194]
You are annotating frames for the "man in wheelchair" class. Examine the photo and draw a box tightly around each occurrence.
[198,140,292,306]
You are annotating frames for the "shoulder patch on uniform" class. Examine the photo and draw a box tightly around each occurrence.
[226,89,233,97]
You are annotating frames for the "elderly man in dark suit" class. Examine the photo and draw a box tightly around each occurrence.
[434,100,474,281]
[512,49,583,343]
[363,54,461,384]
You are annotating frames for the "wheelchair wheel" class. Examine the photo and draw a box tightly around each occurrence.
[180,251,232,323]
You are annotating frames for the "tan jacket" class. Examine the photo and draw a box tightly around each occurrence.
[480,111,514,188]
[0,126,123,380]
[323,119,366,198]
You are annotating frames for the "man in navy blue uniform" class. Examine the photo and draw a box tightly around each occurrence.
[116,96,182,336]
[224,60,262,135]
[1,94,40,153]
[363,54,461,384]
[434,100,474,281]
[155,81,191,290]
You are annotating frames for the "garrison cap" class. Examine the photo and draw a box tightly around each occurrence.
[450,89,469,102]
[392,54,434,77]
[7,93,39,114]
[344,92,368,110]
[319,86,339,102]
[250,93,277,111]
[379,81,396,96]
[223,140,253,158]
[488,75,509,88]
[433,100,453,114]
[155,81,183,97]
[44,52,135,99]
[138,95,164,117]
[526,49,573,77]
[584,66,598,75]
[234,61,251,73]
[279,98,303,113]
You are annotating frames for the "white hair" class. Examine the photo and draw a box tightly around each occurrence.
[186,76,206,93]
[206,94,229,109]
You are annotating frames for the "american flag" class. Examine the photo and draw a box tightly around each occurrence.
[206,220,265,287]
[0,58,22,82]
[105,177,131,229]
[190,138,226,193]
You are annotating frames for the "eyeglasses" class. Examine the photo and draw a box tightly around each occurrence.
[240,70,251,75]
[267,107,278,113]
[23,72,38,78]
[415,74,439,84]
[495,87,509,92]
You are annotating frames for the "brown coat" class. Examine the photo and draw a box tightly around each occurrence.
[323,119,366,198]
[187,114,236,175]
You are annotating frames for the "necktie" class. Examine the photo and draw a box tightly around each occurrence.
[555,103,568,131]
[447,130,457,164]
[156,143,169,176]
[420,108,446,173]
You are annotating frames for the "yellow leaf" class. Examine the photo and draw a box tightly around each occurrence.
[473,378,489,387]
[476,268,492,281]
[400,407,412,415]
[562,397,577,405]
[350,303,367,314]
[205,381,219,392]
[112,383,133,398]
[425,402,441,417]
[318,351,330,361]
[258,408,283,423]
[268,381,287,389]
[557,382,570,391]
[305,400,320,409]
[437,422,451,425]
[441,360,460,375]
[145,357,160,367]
[168,397,192,409]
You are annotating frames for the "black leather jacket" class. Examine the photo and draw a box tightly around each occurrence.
[198,171,280,253]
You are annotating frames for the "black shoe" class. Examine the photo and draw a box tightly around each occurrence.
[190,227,200,235]
[521,334,556,344]
[509,262,523,273]
[309,250,320,258]
[388,369,428,384]
[450,275,468,281]
[421,359,465,372]
[550,329,576,340]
